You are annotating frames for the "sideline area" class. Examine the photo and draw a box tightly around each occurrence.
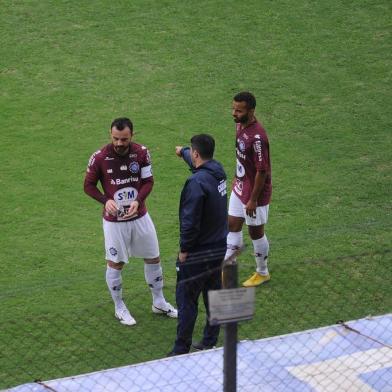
[9,314,392,392]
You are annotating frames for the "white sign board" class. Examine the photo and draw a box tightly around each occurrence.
[208,287,255,325]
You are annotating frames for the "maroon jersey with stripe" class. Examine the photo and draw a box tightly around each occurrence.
[84,142,153,222]
[232,120,272,206]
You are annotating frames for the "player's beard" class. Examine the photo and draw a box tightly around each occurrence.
[233,114,249,124]
[114,145,129,155]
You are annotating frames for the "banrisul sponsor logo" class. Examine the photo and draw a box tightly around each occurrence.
[253,139,262,162]
[111,177,138,185]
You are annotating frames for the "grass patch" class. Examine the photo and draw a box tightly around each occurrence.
[1,0,391,388]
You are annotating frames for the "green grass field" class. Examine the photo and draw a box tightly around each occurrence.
[1,0,391,389]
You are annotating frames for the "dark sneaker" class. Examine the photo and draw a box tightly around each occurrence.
[166,350,186,357]
[192,341,216,351]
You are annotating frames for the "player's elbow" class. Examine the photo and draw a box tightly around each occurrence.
[145,176,154,185]
[83,180,93,196]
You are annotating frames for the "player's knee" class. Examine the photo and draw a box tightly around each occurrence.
[248,225,264,240]
[228,216,244,232]
[144,257,160,264]
[107,260,124,270]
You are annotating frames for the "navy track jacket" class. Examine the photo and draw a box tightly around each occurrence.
[179,147,228,253]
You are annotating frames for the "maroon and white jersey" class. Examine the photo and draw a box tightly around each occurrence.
[84,142,154,222]
[233,120,272,206]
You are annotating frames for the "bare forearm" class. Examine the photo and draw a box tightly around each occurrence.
[250,171,266,202]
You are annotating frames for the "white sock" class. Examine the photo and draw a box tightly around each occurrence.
[106,267,123,309]
[144,263,165,306]
[253,235,269,275]
[225,231,243,261]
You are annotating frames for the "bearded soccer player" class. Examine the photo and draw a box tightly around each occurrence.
[225,92,272,287]
[84,117,177,325]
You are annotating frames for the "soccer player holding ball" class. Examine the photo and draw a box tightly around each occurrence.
[225,92,273,287]
[84,117,177,325]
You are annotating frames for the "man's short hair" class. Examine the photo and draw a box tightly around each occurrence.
[233,92,256,110]
[111,117,133,132]
[191,134,215,160]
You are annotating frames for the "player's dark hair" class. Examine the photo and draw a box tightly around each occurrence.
[233,91,256,109]
[111,117,134,132]
[191,134,215,160]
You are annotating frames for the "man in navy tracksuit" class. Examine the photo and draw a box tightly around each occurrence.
[169,134,228,355]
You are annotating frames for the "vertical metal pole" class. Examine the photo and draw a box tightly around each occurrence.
[222,261,238,392]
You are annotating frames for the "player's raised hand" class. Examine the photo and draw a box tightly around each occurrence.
[175,146,183,157]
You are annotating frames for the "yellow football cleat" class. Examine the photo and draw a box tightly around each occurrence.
[242,272,271,287]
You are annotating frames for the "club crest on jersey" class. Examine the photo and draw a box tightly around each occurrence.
[129,162,140,174]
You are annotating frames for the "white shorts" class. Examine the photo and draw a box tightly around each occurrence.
[103,213,160,263]
[228,192,269,226]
